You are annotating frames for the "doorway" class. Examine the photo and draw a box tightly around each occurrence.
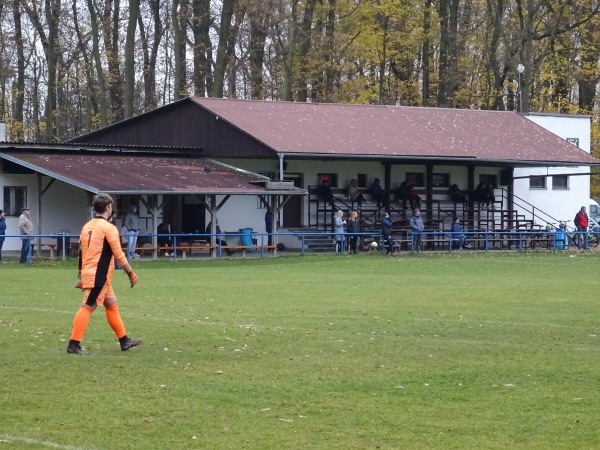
[282,173,303,228]
[181,195,205,234]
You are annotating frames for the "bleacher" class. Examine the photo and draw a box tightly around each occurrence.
[307,185,539,251]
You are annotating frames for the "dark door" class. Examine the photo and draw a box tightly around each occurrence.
[282,173,302,228]
[181,196,205,234]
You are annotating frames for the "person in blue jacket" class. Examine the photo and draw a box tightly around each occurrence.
[450,216,471,250]
[381,212,395,256]
[0,210,6,263]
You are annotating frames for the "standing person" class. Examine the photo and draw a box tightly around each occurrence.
[347,210,360,254]
[347,179,365,207]
[409,208,425,252]
[574,206,589,249]
[450,216,471,250]
[66,193,140,355]
[370,178,385,208]
[265,206,274,247]
[333,210,346,254]
[381,212,395,256]
[124,205,140,259]
[18,207,34,263]
[0,210,6,263]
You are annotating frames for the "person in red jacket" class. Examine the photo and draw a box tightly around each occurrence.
[574,206,589,249]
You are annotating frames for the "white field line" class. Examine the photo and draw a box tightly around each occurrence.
[0,434,97,450]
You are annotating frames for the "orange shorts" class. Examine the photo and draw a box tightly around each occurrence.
[83,283,115,307]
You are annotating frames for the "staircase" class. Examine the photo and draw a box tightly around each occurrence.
[288,228,337,252]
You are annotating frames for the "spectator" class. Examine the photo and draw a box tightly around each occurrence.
[473,182,486,206]
[318,178,336,206]
[347,179,365,207]
[157,221,173,256]
[397,180,411,209]
[449,184,467,203]
[485,182,496,208]
[347,210,360,254]
[333,210,346,254]
[66,193,140,355]
[474,182,495,208]
[265,206,275,247]
[206,218,235,256]
[371,178,385,208]
[450,216,471,250]
[0,210,5,263]
[124,205,140,259]
[409,208,425,252]
[574,206,589,249]
[18,207,34,263]
[381,212,395,256]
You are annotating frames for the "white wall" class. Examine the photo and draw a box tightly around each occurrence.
[514,114,591,225]
[1,175,89,250]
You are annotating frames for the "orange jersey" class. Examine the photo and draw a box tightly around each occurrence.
[79,217,128,288]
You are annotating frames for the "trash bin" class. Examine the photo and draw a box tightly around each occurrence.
[55,230,71,257]
[239,228,255,252]
[553,229,568,250]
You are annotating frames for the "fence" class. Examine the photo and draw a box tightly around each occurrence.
[4,228,590,265]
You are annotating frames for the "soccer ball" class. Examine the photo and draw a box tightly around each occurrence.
[370,241,378,249]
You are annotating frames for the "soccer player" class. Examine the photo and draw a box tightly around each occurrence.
[66,193,141,355]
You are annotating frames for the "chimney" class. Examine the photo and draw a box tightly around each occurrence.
[0,121,6,142]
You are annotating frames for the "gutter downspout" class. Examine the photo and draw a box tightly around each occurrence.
[279,153,285,180]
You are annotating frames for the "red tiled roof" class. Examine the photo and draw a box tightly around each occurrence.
[190,97,598,165]
[0,150,303,195]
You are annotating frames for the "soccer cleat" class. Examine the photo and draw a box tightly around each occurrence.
[66,343,88,355]
[120,338,142,351]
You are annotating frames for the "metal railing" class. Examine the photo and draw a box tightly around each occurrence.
[3,227,590,265]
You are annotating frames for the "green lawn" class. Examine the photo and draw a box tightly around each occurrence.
[1,252,599,449]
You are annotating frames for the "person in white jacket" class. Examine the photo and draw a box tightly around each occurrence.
[334,210,346,254]
[18,207,34,263]
[124,205,140,259]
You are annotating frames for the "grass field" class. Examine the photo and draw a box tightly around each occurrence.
[1,252,599,449]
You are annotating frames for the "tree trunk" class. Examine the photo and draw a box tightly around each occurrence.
[296,0,316,102]
[437,0,459,107]
[281,0,299,101]
[248,3,270,99]
[12,0,25,140]
[192,0,212,96]
[213,0,235,97]
[102,0,124,122]
[421,0,432,106]
[87,0,107,126]
[124,0,140,118]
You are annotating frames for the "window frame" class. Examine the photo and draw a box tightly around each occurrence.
[552,175,568,190]
[432,173,450,188]
[3,186,28,216]
[405,172,425,187]
[529,176,547,189]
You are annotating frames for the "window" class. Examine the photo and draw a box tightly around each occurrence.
[357,173,367,188]
[3,186,27,216]
[317,173,338,187]
[405,172,424,187]
[552,175,568,190]
[529,176,546,189]
[432,173,450,188]
[478,174,498,187]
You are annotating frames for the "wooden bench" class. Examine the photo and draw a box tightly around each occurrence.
[31,243,57,258]
[219,245,277,257]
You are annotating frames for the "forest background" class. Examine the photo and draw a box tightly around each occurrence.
[2,0,600,194]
